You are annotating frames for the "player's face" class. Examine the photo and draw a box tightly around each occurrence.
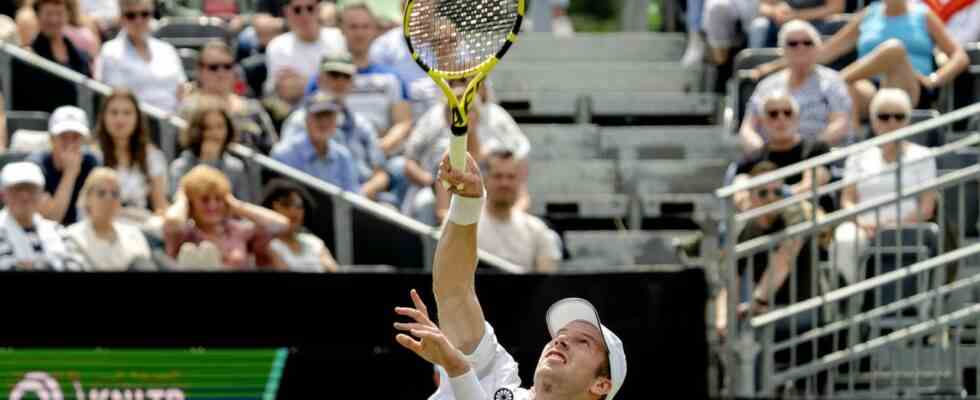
[486,157,520,208]
[533,320,609,396]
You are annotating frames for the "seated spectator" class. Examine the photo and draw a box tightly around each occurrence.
[94,89,169,217]
[66,167,152,271]
[235,12,283,61]
[703,0,762,64]
[11,0,91,113]
[272,91,360,193]
[476,150,561,273]
[263,0,344,97]
[31,105,100,226]
[831,88,937,284]
[308,5,412,157]
[753,0,844,48]
[734,92,831,211]
[369,4,441,118]
[741,20,853,156]
[94,0,187,113]
[715,161,814,337]
[63,0,99,58]
[0,161,85,271]
[260,178,338,272]
[185,40,278,154]
[164,164,289,270]
[282,65,391,201]
[170,96,257,202]
[753,0,968,116]
[914,0,980,44]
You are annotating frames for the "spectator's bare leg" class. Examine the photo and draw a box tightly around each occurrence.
[847,79,876,131]
[841,39,922,108]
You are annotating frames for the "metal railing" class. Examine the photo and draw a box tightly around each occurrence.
[714,100,980,398]
[0,40,522,273]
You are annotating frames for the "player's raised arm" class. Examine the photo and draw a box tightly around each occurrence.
[432,152,487,355]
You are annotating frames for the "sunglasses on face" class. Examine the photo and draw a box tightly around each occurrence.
[766,109,794,119]
[93,188,121,200]
[123,10,152,20]
[291,4,316,14]
[755,187,781,198]
[326,71,352,80]
[875,112,908,122]
[785,39,814,48]
[202,62,234,72]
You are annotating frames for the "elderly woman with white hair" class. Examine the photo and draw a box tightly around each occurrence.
[734,91,832,212]
[831,88,938,285]
[741,19,853,157]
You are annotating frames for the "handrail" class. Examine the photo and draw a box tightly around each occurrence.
[715,101,980,198]
[0,40,524,273]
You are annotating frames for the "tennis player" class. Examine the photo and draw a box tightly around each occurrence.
[394,152,627,400]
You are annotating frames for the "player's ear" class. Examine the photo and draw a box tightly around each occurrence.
[589,376,612,397]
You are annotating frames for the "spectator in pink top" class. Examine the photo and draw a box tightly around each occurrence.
[163,164,289,270]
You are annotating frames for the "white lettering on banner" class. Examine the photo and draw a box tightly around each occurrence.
[9,372,185,400]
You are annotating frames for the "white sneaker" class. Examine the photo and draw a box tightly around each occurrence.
[681,31,705,67]
[552,16,574,37]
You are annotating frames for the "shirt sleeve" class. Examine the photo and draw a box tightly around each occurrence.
[448,369,489,400]
[824,71,853,114]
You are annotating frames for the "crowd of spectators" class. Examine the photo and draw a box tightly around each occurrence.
[0,0,560,273]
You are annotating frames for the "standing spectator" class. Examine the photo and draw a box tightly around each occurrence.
[186,40,279,154]
[753,0,844,48]
[271,91,360,193]
[94,89,170,217]
[263,0,345,97]
[913,0,980,44]
[734,92,830,210]
[0,161,86,271]
[11,0,91,113]
[740,20,852,157]
[309,5,412,156]
[478,149,562,273]
[66,167,153,271]
[94,0,187,113]
[831,88,937,284]
[753,0,968,116]
[260,178,338,272]
[170,96,257,202]
[31,105,100,226]
[164,164,289,270]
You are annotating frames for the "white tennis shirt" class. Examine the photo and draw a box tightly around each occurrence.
[430,322,532,400]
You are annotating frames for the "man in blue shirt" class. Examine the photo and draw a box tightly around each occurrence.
[271,91,360,193]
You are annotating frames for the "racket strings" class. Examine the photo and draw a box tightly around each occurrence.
[408,0,519,73]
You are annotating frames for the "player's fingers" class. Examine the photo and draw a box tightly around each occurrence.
[395,333,423,353]
[394,321,434,332]
[409,289,430,318]
[394,306,429,323]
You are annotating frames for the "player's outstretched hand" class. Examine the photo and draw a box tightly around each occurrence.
[394,289,470,377]
[437,152,483,198]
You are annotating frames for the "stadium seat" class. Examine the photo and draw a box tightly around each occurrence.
[858,224,942,327]
[942,178,980,239]
[6,110,49,133]
[563,230,697,267]
[527,159,629,219]
[522,124,605,160]
[897,109,945,148]
[506,32,686,63]
[621,159,729,222]
[154,17,228,49]
[725,48,781,133]
[240,54,267,99]
[178,47,200,81]
[600,126,737,160]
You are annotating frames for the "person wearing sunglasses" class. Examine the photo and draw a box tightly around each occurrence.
[184,40,279,154]
[10,0,92,114]
[263,0,344,99]
[831,88,938,285]
[66,167,153,271]
[741,20,853,157]
[734,92,831,212]
[752,0,968,120]
[94,0,188,113]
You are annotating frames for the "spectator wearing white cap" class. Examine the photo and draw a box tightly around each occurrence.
[394,153,627,400]
[0,161,86,271]
[30,105,101,226]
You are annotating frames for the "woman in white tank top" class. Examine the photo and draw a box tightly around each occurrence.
[261,178,338,273]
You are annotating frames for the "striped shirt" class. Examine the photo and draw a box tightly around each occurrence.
[0,220,86,271]
[747,65,853,144]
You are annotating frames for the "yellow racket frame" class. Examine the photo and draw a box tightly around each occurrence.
[403,0,525,173]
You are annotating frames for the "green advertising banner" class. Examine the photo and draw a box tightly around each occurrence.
[0,348,288,400]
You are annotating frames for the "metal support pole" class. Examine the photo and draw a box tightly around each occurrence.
[0,50,12,110]
[332,197,354,266]
[77,85,94,121]
[736,327,761,397]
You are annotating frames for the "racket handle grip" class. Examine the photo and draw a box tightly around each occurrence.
[443,134,468,190]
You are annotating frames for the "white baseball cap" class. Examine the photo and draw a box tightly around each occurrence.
[48,105,90,137]
[1,161,45,189]
[546,298,627,400]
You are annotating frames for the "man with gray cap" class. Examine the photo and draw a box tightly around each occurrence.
[30,105,100,225]
[394,152,627,400]
[0,162,85,271]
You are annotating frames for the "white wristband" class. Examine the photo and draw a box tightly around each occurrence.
[448,193,484,226]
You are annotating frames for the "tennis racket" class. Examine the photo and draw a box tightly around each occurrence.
[403,0,525,186]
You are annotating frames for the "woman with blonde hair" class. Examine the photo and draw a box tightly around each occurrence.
[66,167,152,271]
[163,165,289,270]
